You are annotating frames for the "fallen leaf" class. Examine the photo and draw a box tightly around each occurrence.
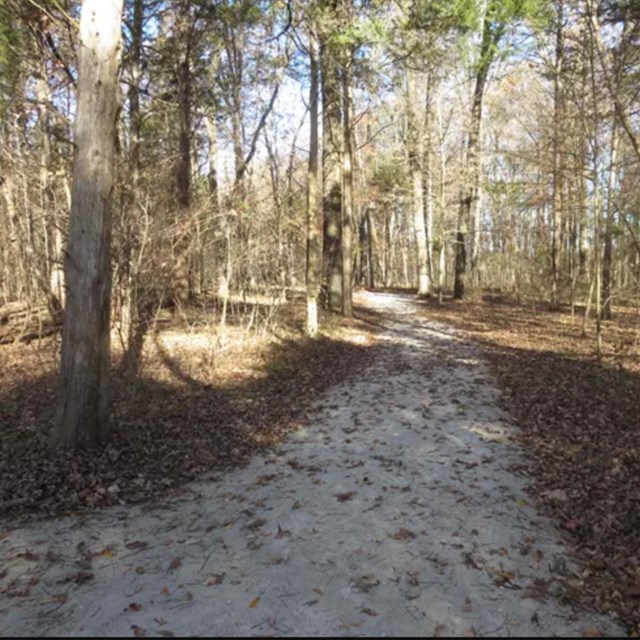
[389,527,416,541]
[245,518,266,531]
[275,525,291,540]
[131,624,146,638]
[128,603,142,612]
[407,571,420,586]
[494,570,516,587]
[339,620,363,631]
[59,571,94,585]
[335,491,357,502]
[168,558,181,572]
[582,629,604,638]
[362,607,379,617]
[249,596,261,608]
[532,549,544,563]
[351,575,380,593]
[205,573,226,586]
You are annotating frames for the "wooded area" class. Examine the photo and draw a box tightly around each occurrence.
[1,0,639,431]
[1,0,640,634]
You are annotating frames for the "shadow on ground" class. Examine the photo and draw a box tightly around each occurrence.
[0,307,377,521]
[416,294,640,631]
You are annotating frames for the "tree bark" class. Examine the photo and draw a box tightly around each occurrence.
[174,0,193,304]
[306,31,322,335]
[122,0,144,372]
[602,122,618,320]
[320,24,342,312]
[406,69,430,297]
[454,13,497,299]
[550,0,564,308]
[341,50,354,317]
[56,0,124,450]
[423,73,434,286]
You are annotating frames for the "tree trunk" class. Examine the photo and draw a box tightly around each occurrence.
[122,0,145,372]
[56,0,124,450]
[550,0,564,308]
[35,66,63,322]
[320,27,343,312]
[454,13,495,299]
[174,0,193,304]
[602,123,618,320]
[306,30,322,335]
[423,72,435,285]
[341,51,354,317]
[406,70,430,297]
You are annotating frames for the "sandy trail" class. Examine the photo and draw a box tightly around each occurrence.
[0,292,622,637]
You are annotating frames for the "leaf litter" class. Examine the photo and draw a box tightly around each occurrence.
[419,295,640,633]
[0,292,626,637]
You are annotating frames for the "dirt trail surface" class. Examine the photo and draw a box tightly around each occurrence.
[0,292,623,637]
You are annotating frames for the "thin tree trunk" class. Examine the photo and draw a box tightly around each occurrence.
[550,0,564,309]
[56,0,124,450]
[320,22,342,312]
[122,0,144,372]
[602,122,618,320]
[455,15,493,299]
[174,0,193,304]
[407,70,430,297]
[342,52,354,317]
[306,30,322,335]
[366,207,375,289]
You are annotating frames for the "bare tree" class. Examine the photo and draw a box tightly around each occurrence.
[306,27,322,335]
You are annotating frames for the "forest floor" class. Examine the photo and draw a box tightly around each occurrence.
[0,294,377,519]
[416,293,640,633]
[0,291,625,637]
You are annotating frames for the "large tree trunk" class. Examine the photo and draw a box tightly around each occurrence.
[56,0,124,450]
[306,30,322,335]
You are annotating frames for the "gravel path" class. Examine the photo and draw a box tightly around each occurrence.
[0,292,623,637]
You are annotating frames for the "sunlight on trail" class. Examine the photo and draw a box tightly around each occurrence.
[0,293,623,638]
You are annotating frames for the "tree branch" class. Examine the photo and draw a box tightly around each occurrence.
[235,81,281,185]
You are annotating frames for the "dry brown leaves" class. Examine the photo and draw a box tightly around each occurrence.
[419,295,640,633]
[0,299,379,523]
